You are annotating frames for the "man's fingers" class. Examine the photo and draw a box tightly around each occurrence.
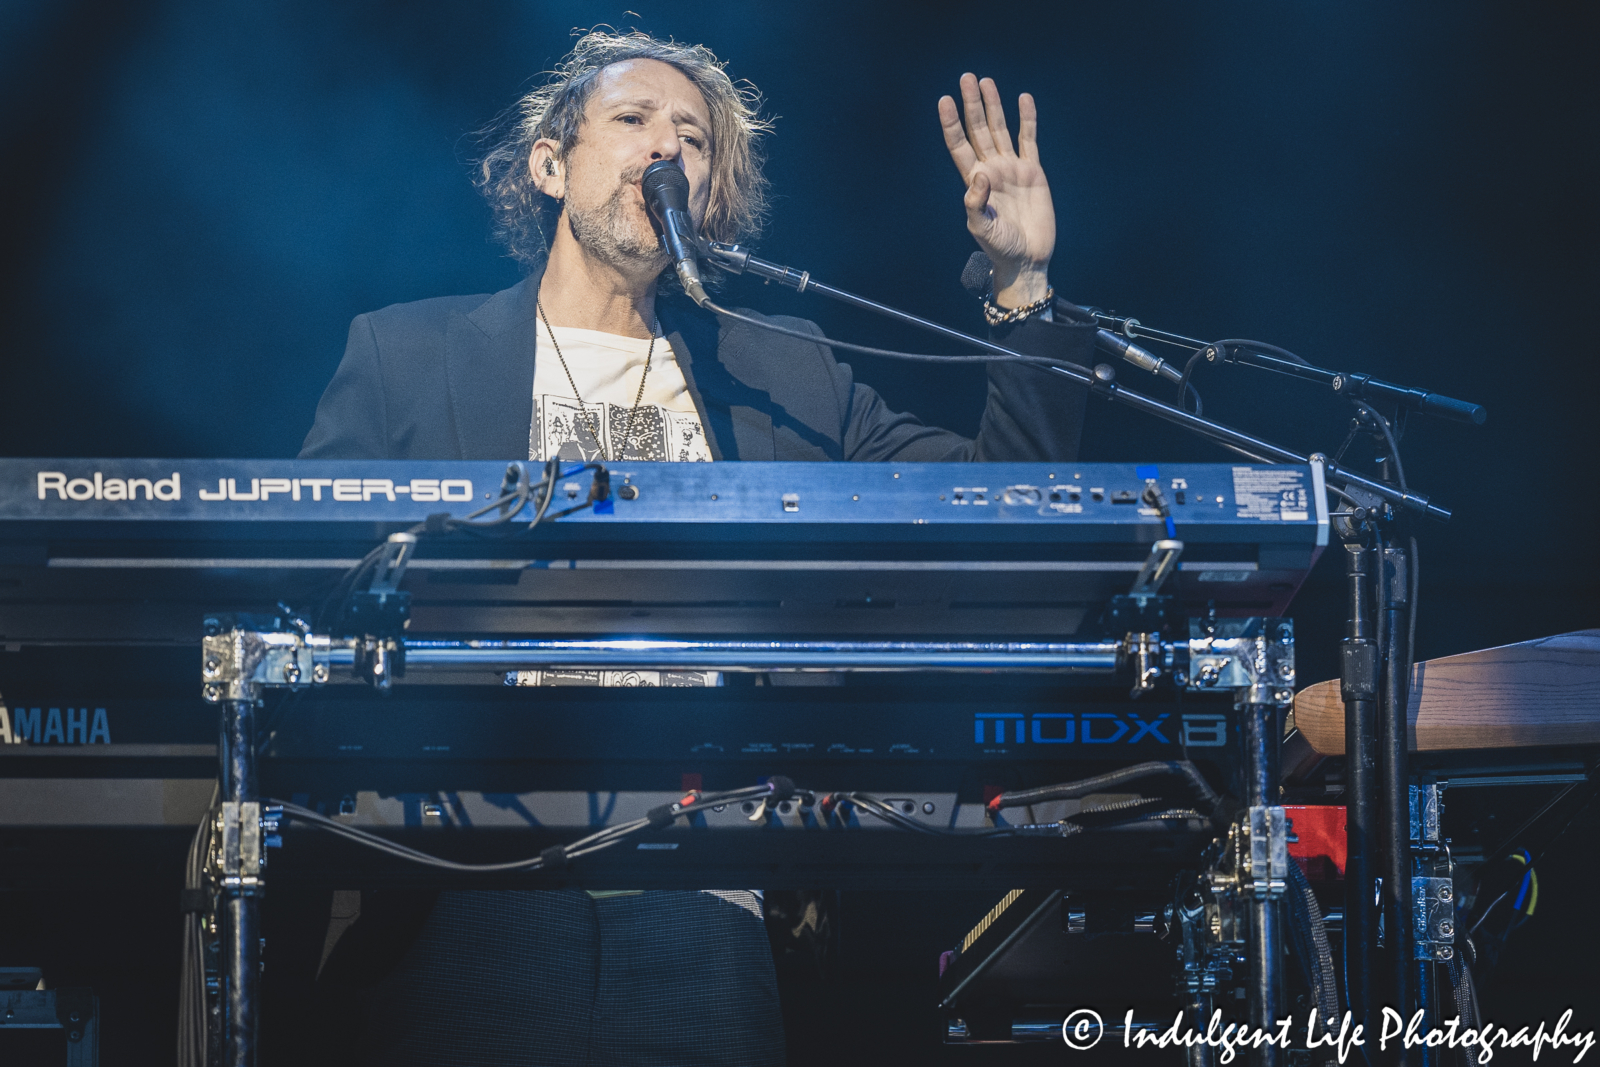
[979,77,1015,157]
[939,95,979,174]
[963,170,992,225]
[1016,92,1039,161]
[959,72,996,157]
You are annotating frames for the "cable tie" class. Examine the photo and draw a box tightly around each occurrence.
[425,512,451,535]
[646,804,679,829]
[538,845,568,870]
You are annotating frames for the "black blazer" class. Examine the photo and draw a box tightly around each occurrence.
[299,264,1093,462]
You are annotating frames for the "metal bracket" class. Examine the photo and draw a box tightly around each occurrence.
[1412,876,1455,960]
[201,622,331,704]
[1409,779,1453,960]
[1246,805,1289,899]
[1340,638,1379,703]
[1307,452,1331,548]
[351,634,404,691]
[1108,541,1183,697]
[369,531,416,597]
[1382,544,1410,607]
[1174,880,1240,995]
[1409,781,1441,844]
[1183,617,1296,705]
[1130,539,1183,597]
[343,532,417,690]
[216,801,264,898]
[1122,632,1167,697]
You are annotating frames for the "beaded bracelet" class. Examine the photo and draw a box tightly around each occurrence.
[982,287,1054,327]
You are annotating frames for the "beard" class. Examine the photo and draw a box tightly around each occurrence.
[565,164,670,275]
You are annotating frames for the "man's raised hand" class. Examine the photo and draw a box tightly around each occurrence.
[938,73,1056,309]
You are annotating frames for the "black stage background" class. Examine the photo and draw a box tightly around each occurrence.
[2,1,1596,1062]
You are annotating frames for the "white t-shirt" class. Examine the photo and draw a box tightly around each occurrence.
[530,322,713,463]
[528,325,756,906]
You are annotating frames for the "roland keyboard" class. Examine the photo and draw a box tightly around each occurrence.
[0,460,1327,643]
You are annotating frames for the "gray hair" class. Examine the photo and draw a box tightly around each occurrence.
[476,29,774,268]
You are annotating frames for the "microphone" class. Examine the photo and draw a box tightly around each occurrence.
[641,161,709,307]
[962,252,1182,384]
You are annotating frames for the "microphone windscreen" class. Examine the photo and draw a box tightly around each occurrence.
[641,160,690,213]
[960,251,993,298]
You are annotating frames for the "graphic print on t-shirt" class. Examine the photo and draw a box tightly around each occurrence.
[532,396,710,462]
[530,323,713,463]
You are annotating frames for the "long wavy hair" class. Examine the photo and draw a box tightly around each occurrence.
[476,29,774,269]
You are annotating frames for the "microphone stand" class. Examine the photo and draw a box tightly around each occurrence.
[702,241,1453,523]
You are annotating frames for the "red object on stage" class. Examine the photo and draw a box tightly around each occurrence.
[1284,805,1346,881]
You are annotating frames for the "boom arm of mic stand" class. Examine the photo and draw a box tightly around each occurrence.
[1216,349,1486,427]
[703,241,1452,523]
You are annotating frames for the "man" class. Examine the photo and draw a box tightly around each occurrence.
[302,29,1090,1067]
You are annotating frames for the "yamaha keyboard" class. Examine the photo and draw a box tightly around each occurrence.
[0,460,1328,644]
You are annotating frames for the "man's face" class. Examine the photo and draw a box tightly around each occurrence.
[560,58,714,275]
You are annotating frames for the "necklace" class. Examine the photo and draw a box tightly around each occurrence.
[537,297,657,461]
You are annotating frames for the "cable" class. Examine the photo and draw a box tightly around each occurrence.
[1212,338,1313,367]
[1325,483,1362,509]
[257,685,309,757]
[314,459,599,634]
[527,459,562,527]
[1408,535,1419,677]
[1481,777,1597,875]
[818,792,1018,838]
[701,299,1095,375]
[1446,950,1482,1035]
[1349,400,1408,493]
[1330,417,1363,468]
[1137,333,1207,354]
[1177,348,1209,416]
[1063,795,1171,824]
[1286,857,1341,1032]
[1374,527,1389,692]
[177,786,218,1067]
[314,539,391,633]
[1465,774,1597,968]
[269,781,790,875]
[828,791,1204,838]
[986,761,1223,823]
[269,775,1203,879]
